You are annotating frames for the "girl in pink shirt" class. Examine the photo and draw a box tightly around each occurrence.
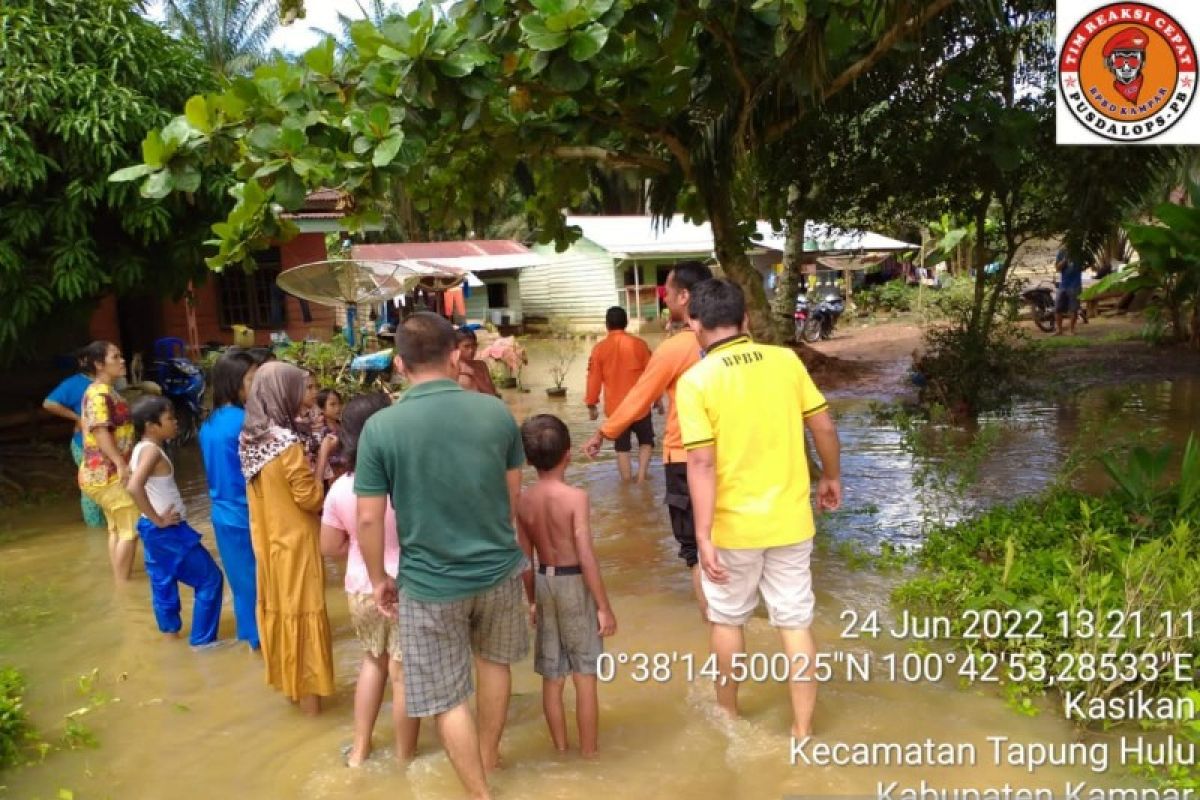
[319,392,420,766]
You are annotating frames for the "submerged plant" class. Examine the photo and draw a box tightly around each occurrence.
[1099,432,1200,518]
[0,667,41,771]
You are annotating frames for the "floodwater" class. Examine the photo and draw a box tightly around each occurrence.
[1,344,1197,800]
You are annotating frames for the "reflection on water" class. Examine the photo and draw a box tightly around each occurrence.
[829,379,1200,549]
[2,362,1197,800]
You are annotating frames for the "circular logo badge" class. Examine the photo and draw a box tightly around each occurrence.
[1059,3,1196,141]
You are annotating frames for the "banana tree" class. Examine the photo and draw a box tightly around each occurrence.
[1084,181,1200,348]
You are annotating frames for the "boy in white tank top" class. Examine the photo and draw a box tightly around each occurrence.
[128,397,224,647]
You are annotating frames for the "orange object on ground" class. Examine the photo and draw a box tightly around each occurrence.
[600,329,700,464]
[585,330,652,417]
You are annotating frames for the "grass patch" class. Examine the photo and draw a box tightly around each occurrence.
[1030,334,1091,350]
[892,436,1200,736]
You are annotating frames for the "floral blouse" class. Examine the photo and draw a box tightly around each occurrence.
[78,383,134,488]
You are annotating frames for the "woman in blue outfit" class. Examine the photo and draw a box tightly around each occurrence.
[42,350,106,528]
[199,350,261,650]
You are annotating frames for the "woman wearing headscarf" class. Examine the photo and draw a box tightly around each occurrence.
[238,361,334,715]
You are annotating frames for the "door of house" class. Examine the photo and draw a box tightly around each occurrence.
[116,294,164,365]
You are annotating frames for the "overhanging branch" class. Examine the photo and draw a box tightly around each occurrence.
[765,0,959,144]
[823,0,959,101]
[552,146,672,174]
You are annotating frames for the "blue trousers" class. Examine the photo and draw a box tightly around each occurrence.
[138,519,224,646]
[211,522,259,649]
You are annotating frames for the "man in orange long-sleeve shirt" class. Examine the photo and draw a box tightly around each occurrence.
[583,261,714,615]
[585,306,655,483]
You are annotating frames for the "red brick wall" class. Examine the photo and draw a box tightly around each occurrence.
[86,233,337,350]
[88,294,122,347]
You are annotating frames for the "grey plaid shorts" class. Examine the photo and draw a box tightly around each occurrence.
[535,573,603,679]
[398,568,530,717]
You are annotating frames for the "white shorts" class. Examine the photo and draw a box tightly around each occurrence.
[702,540,815,629]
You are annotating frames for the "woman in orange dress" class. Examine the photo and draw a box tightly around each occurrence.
[238,362,333,715]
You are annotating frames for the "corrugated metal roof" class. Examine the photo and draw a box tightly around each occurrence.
[562,215,917,256]
[352,241,530,259]
[755,221,918,253]
[565,215,716,257]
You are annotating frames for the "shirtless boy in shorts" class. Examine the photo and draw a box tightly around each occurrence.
[516,414,617,757]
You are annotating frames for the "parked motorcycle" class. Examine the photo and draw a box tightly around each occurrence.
[794,291,845,343]
[152,338,205,446]
[1022,282,1086,333]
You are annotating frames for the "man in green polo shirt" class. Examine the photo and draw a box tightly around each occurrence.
[356,312,531,800]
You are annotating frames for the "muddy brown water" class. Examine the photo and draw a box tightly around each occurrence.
[1,345,1197,800]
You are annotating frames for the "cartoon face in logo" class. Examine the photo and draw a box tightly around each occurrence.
[1058,3,1197,143]
[1103,28,1149,101]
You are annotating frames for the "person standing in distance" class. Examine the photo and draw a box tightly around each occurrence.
[584,306,655,483]
[582,261,713,616]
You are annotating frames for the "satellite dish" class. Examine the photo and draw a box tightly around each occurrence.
[275,259,425,347]
[275,259,421,307]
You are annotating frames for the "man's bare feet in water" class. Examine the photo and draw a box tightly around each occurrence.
[346,743,370,768]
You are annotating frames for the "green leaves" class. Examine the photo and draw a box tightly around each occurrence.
[185,96,212,134]
[141,170,174,199]
[547,55,590,91]
[520,16,570,51]
[108,164,157,183]
[0,0,224,359]
[372,133,405,167]
[568,24,607,61]
[142,131,167,167]
[304,38,336,76]
[367,105,392,137]
[520,0,613,57]
[272,167,305,209]
[442,42,492,77]
[248,124,282,150]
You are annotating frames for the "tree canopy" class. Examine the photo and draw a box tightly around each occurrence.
[0,0,228,360]
[114,0,958,338]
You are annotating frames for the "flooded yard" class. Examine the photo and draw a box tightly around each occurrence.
[1,346,1197,800]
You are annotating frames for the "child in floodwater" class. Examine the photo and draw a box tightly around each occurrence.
[127,396,225,647]
[516,414,617,757]
[319,392,420,766]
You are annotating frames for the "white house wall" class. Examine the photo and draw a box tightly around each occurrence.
[522,241,618,330]
[465,275,523,324]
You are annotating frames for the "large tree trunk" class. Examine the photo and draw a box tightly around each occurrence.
[769,182,807,344]
[1191,297,1200,350]
[707,186,777,342]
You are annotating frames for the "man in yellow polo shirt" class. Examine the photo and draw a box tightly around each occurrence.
[675,278,841,740]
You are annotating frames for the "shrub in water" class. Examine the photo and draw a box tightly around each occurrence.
[0,667,34,770]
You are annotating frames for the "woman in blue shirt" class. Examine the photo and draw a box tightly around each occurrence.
[43,351,105,528]
[199,350,260,650]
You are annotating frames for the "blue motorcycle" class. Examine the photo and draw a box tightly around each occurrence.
[152,338,205,446]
